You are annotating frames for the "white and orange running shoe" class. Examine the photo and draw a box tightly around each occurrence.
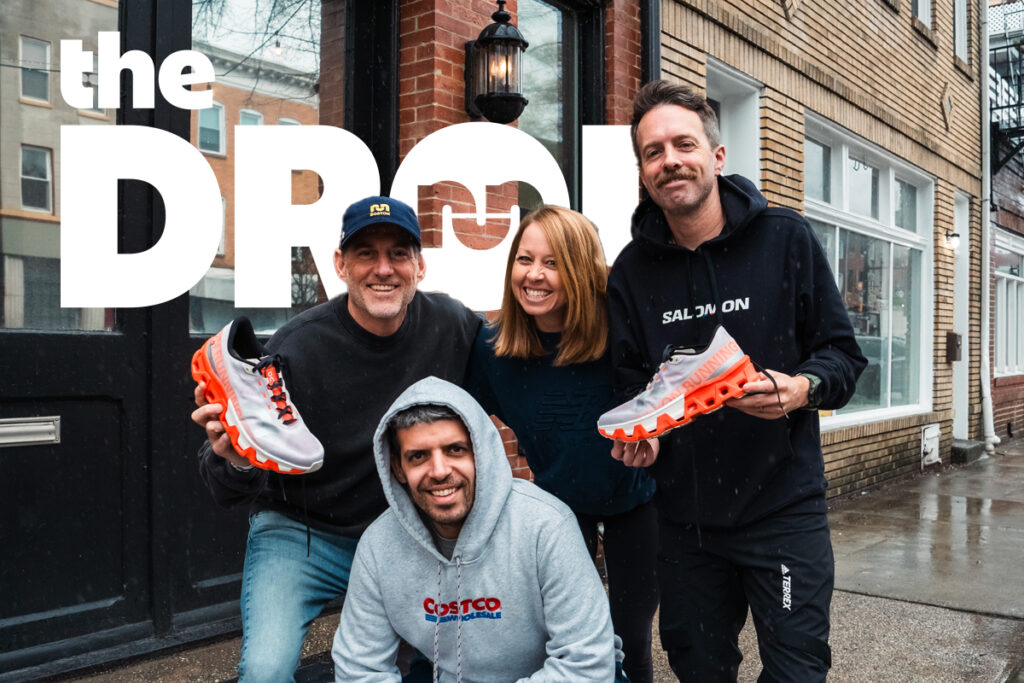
[191,317,324,474]
[597,325,760,441]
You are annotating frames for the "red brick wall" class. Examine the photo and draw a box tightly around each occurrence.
[605,0,643,125]
[320,1,345,128]
[189,83,319,270]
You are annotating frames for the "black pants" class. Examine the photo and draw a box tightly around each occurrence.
[657,511,833,682]
[577,500,659,683]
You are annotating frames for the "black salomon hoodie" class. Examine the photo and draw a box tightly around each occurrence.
[607,175,866,528]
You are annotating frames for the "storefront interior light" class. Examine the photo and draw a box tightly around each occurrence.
[464,0,529,124]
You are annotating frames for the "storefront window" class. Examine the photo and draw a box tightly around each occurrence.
[517,0,577,210]
[994,233,1024,376]
[805,116,932,419]
[1,2,115,331]
[189,0,324,335]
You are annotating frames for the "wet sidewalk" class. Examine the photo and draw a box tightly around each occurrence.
[68,440,1024,682]
[729,437,1024,682]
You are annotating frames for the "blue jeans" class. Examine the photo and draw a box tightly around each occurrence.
[237,510,358,683]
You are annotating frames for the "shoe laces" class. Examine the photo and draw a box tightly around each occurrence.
[644,344,687,391]
[254,354,298,425]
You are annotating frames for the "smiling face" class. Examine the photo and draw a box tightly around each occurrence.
[635,104,725,218]
[335,225,425,337]
[510,223,568,333]
[391,418,476,539]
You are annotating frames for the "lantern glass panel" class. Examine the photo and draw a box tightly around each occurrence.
[485,43,520,94]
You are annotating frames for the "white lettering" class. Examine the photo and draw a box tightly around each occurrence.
[61,32,215,111]
[61,125,222,307]
[234,125,379,307]
[390,122,571,311]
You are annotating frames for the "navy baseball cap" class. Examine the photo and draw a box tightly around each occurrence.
[340,196,421,248]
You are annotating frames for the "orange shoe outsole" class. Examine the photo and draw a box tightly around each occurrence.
[191,345,299,475]
[599,356,761,442]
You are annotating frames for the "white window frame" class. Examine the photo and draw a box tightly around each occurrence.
[239,109,264,126]
[912,0,932,29]
[994,229,1024,377]
[20,145,53,213]
[218,197,227,256]
[706,59,762,187]
[198,101,226,155]
[954,0,968,61]
[19,36,50,103]
[804,114,935,429]
[277,117,301,126]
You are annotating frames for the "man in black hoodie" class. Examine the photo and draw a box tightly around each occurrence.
[607,81,865,681]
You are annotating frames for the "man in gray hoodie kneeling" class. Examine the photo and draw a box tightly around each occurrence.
[332,376,616,682]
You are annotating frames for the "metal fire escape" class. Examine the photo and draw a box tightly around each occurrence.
[991,1,1024,175]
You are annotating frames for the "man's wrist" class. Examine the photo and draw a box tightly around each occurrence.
[797,372,823,410]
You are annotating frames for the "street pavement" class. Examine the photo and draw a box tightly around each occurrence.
[67,439,1024,682]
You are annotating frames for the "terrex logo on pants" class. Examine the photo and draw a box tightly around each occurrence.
[423,596,502,623]
[781,564,792,611]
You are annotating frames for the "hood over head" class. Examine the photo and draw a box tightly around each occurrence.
[630,173,768,250]
[373,376,513,563]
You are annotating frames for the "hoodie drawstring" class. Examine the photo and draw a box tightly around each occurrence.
[433,560,441,683]
[430,557,464,683]
[455,557,463,683]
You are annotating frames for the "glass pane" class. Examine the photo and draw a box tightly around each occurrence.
[22,147,48,179]
[838,230,890,412]
[191,0,324,335]
[890,245,921,405]
[804,138,830,203]
[21,38,49,100]
[809,220,837,274]
[198,106,221,152]
[848,157,879,219]
[996,278,1008,370]
[22,70,49,101]
[22,178,51,212]
[3,21,114,331]
[993,246,1022,276]
[894,179,917,232]
[517,0,574,209]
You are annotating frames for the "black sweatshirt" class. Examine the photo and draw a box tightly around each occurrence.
[198,292,482,538]
[607,175,866,528]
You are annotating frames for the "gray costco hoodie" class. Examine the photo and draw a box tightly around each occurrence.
[332,377,614,682]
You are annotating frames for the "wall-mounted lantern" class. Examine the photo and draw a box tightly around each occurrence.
[465,1,529,124]
[946,231,961,251]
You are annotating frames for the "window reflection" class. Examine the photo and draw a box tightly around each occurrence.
[517,0,576,210]
[848,156,879,219]
[189,0,323,335]
[840,231,890,410]
[804,138,830,203]
[2,4,114,331]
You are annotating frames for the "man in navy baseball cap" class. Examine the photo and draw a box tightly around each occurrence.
[340,195,421,249]
[191,192,481,680]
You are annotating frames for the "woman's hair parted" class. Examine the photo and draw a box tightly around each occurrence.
[492,205,608,366]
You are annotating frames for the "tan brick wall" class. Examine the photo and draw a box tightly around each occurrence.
[659,0,984,495]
